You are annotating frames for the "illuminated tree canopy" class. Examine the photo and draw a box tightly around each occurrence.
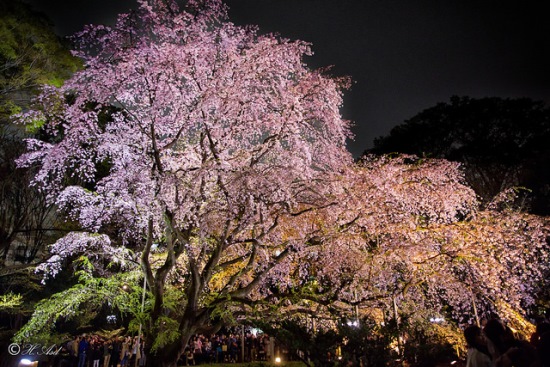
[16,0,351,365]
[315,156,549,331]
[13,1,550,366]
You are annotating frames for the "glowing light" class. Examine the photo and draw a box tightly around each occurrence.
[107,315,117,323]
[275,357,281,363]
[19,359,34,366]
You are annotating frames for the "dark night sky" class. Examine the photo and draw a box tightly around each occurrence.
[24,0,550,157]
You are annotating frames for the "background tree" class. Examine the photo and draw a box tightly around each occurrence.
[0,0,79,119]
[0,0,80,268]
[0,129,62,269]
[368,96,550,214]
[0,0,80,267]
[0,1,80,360]
[15,1,352,366]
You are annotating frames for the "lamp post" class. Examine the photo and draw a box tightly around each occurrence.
[241,325,245,363]
[355,291,359,324]
[134,276,147,367]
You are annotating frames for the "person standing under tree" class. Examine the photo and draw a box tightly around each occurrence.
[109,337,121,367]
[464,325,492,367]
[103,339,112,367]
[90,338,101,367]
[77,335,89,367]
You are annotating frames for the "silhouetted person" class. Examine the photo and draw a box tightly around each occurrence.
[484,319,537,367]
[464,325,491,367]
[538,329,550,367]
[109,337,121,367]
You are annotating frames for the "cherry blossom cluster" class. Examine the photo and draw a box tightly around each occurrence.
[36,232,132,283]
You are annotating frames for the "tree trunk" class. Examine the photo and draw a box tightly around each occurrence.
[145,327,193,367]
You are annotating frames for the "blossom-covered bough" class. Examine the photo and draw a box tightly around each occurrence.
[230,155,549,355]
[306,155,549,337]
[15,0,352,365]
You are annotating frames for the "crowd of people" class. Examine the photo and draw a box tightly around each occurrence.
[55,331,277,367]
[180,333,276,365]
[464,319,550,367]
[58,334,146,367]
[52,318,550,367]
